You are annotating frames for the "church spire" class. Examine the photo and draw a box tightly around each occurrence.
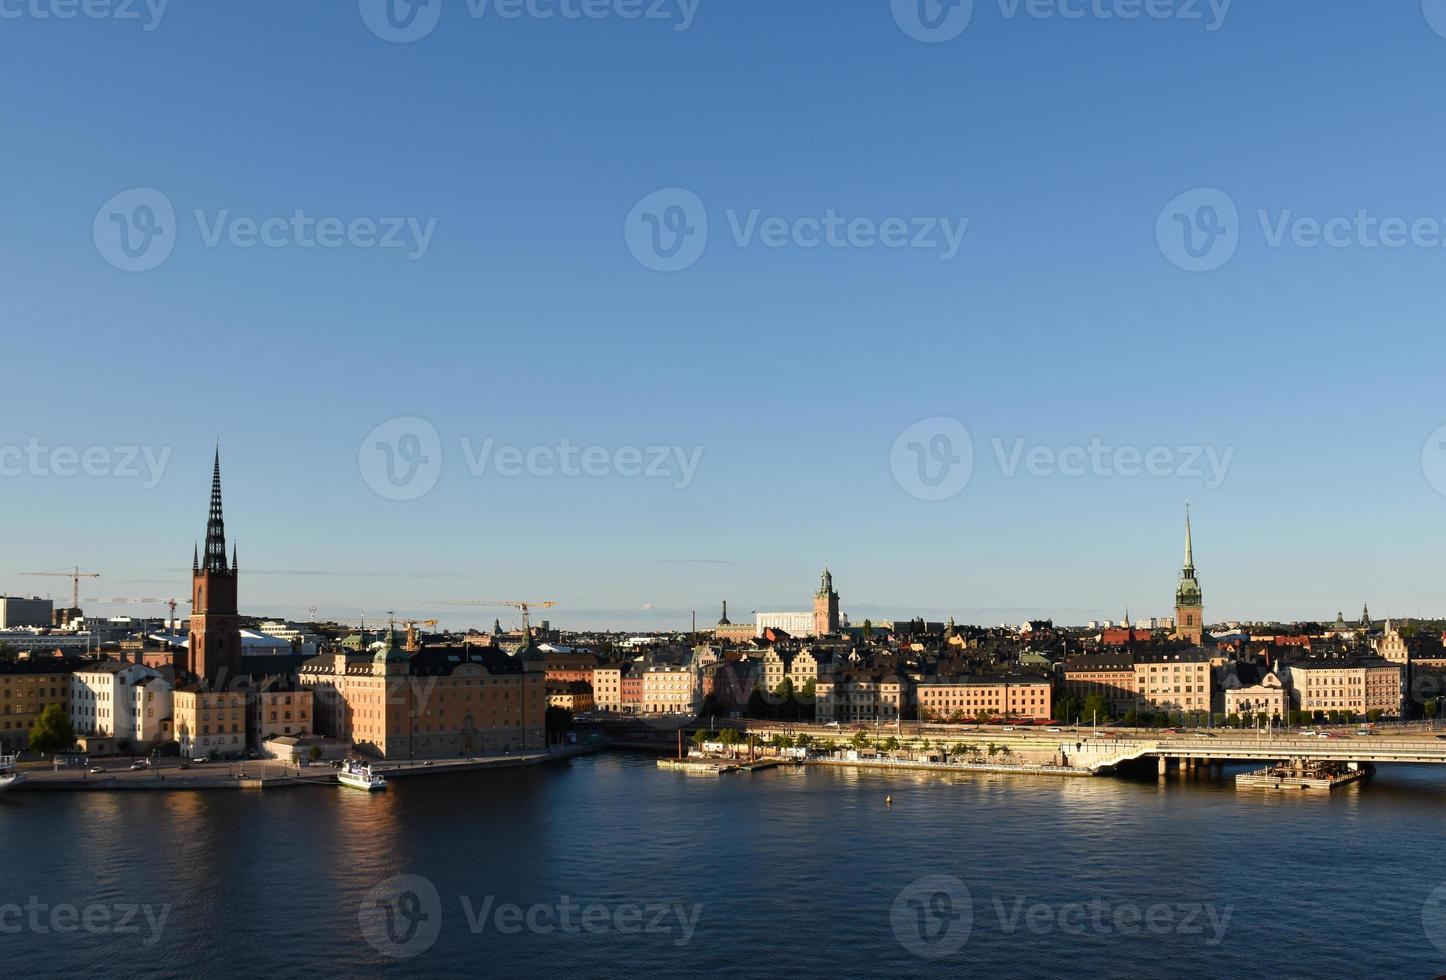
[1183,501,1194,572]
[204,447,229,573]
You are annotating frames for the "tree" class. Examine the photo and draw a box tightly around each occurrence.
[1225,713,1240,729]
[1367,709,1383,723]
[1122,708,1138,728]
[716,728,742,746]
[862,620,873,642]
[883,736,900,752]
[795,733,813,750]
[545,706,573,737]
[1081,694,1109,724]
[1055,695,1078,725]
[308,745,323,763]
[1427,700,1440,723]
[850,732,870,750]
[28,704,75,755]
[691,729,709,747]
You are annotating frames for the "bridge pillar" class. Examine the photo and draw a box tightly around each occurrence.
[1158,756,1168,776]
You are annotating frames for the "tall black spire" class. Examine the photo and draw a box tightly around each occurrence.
[204,447,229,573]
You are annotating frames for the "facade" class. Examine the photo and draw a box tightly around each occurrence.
[619,673,643,712]
[1285,659,1404,718]
[814,672,909,725]
[299,631,546,760]
[1133,651,1213,716]
[547,681,595,714]
[591,664,625,712]
[69,660,165,744]
[1224,671,1289,720]
[642,664,697,715]
[1061,654,1137,716]
[713,602,756,644]
[0,596,54,629]
[249,679,313,748]
[0,660,74,752]
[1376,622,1410,665]
[813,566,841,636]
[174,687,247,759]
[1174,506,1205,645]
[917,675,1053,723]
[754,611,813,637]
[545,651,599,685]
[188,451,243,686]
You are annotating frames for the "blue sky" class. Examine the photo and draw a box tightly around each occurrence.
[3,1,1446,630]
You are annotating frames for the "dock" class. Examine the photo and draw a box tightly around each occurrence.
[1236,761,1368,791]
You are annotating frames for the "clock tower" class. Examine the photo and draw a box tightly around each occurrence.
[188,449,242,686]
[1174,504,1204,645]
[813,565,840,637]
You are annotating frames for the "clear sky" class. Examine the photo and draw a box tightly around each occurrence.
[3,1,1446,631]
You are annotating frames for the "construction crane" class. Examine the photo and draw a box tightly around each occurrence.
[437,600,556,633]
[21,566,100,610]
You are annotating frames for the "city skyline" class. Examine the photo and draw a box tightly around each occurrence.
[0,449,1427,632]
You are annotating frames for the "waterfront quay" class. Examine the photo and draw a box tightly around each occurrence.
[11,744,603,791]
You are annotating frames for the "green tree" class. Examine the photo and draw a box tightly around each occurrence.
[28,704,75,755]
[1426,700,1440,723]
[716,728,742,746]
[307,744,323,763]
[883,736,900,752]
[862,620,873,642]
[691,729,709,747]
[775,733,795,749]
[1225,713,1240,729]
[1122,708,1138,728]
[1081,694,1109,724]
[1055,695,1078,725]
[795,733,813,750]
[1367,709,1383,723]
[850,731,870,750]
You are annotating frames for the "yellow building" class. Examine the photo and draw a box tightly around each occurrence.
[299,630,546,760]
[173,687,247,759]
[250,679,313,747]
[917,675,1053,723]
[0,660,74,752]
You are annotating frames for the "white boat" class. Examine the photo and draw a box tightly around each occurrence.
[337,760,387,792]
[0,757,21,793]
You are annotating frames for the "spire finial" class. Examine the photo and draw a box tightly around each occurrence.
[1183,501,1194,570]
[203,447,228,573]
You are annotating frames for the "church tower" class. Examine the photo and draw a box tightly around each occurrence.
[813,565,840,636]
[188,449,242,686]
[1174,504,1204,645]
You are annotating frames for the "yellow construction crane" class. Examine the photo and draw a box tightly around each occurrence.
[437,600,556,633]
[21,566,100,609]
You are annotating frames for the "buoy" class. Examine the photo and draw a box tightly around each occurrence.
[885,795,893,806]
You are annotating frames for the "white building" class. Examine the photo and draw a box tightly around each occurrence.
[642,665,698,715]
[70,660,165,743]
[754,611,813,637]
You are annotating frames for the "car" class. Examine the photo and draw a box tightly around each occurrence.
[1046,727,1063,732]
[192,758,209,765]
[88,766,105,774]
[1160,729,1177,735]
[1434,735,1446,741]
[178,763,190,770]
[1195,732,1217,738]
[129,761,147,771]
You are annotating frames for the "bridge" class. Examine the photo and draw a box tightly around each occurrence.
[592,718,1446,775]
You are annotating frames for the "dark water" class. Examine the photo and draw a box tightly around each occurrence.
[2,754,1445,979]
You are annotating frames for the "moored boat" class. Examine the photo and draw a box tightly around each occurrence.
[337,760,387,791]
